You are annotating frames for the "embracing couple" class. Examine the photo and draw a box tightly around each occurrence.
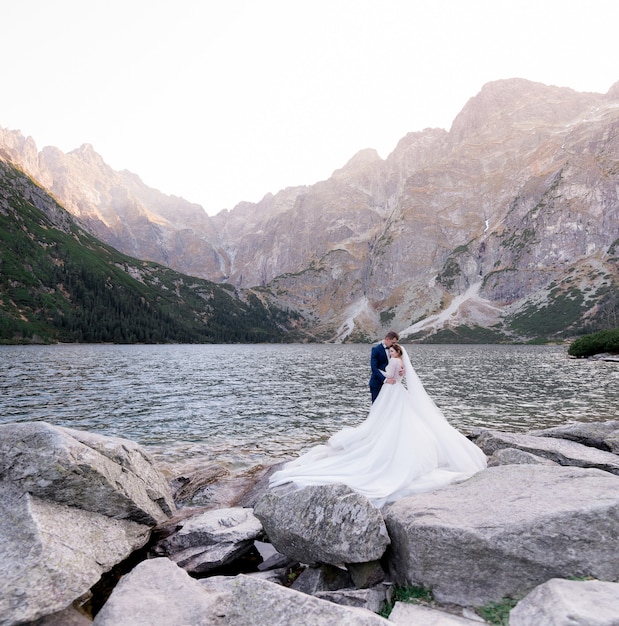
[369,330,402,403]
[269,329,487,507]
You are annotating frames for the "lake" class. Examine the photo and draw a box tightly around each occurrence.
[1,343,616,472]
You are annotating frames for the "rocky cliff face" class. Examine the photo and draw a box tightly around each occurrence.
[2,78,618,341]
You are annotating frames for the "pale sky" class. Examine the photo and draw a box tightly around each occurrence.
[2,1,617,215]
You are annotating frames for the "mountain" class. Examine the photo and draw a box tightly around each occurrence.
[0,160,304,344]
[2,78,618,342]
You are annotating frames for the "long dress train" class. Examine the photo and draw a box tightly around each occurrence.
[268,347,487,508]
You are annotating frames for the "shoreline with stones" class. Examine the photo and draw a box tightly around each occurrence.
[1,418,619,625]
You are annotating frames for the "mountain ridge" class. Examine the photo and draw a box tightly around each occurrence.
[0,160,305,344]
[2,77,618,342]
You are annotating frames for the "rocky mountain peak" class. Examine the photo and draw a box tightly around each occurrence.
[449,78,602,143]
[606,80,619,100]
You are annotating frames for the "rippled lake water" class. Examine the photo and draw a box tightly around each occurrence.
[1,343,617,472]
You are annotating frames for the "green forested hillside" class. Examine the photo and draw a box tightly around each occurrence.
[0,161,304,344]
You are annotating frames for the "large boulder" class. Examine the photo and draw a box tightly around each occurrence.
[92,557,222,626]
[151,507,264,574]
[254,483,390,566]
[384,465,619,606]
[475,429,619,475]
[201,574,391,625]
[0,483,149,626]
[509,578,619,626]
[93,559,390,625]
[0,422,175,525]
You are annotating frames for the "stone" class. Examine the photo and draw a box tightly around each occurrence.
[315,585,392,614]
[0,484,149,626]
[509,578,619,626]
[152,507,263,574]
[388,603,486,625]
[92,557,223,626]
[346,560,387,589]
[607,432,619,455]
[254,483,390,566]
[29,605,92,626]
[244,567,291,584]
[383,465,619,606]
[290,564,353,594]
[529,419,619,453]
[486,447,558,467]
[475,429,619,475]
[0,421,175,525]
[212,575,391,625]
[257,549,297,571]
[169,461,230,506]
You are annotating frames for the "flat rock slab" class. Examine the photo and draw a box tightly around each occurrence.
[529,419,619,454]
[206,574,391,625]
[475,429,619,475]
[383,465,619,606]
[509,578,619,626]
[389,603,485,625]
[94,561,390,626]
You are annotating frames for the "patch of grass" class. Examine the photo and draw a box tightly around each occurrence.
[379,584,433,618]
[420,325,510,344]
[437,256,462,290]
[509,288,586,338]
[380,308,396,324]
[475,598,519,625]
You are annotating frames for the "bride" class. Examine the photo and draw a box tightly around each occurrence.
[269,343,487,507]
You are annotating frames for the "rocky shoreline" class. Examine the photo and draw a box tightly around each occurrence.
[1,419,619,625]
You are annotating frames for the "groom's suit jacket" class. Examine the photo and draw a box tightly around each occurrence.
[369,342,390,391]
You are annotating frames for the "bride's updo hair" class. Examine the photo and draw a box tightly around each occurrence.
[391,344,403,358]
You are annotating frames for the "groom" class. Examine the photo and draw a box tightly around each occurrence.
[369,330,400,403]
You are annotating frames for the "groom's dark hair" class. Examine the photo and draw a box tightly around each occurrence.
[385,330,399,340]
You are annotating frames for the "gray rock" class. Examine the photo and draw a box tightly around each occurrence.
[509,578,619,626]
[475,429,619,475]
[384,465,619,606]
[257,550,297,571]
[607,432,619,455]
[389,603,486,625]
[152,507,263,574]
[169,461,230,505]
[92,557,224,626]
[529,419,619,454]
[30,606,92,626]
[291,564,353,594]
[244,567,292,584]
[346,560,387,589]
[0,484,149,626]
[254,483,390,566]
[0,421,175,525]
[216,575,391,625]
[487,447,558,467]
[316,585,392,614]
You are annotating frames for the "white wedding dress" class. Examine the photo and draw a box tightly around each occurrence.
[269,347,487,508]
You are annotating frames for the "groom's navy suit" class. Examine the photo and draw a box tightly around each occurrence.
[369,342,390,403]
